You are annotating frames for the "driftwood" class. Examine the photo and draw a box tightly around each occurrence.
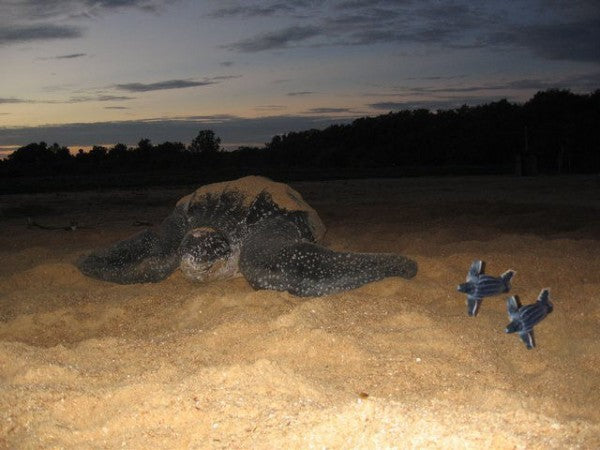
[27,218,81,231]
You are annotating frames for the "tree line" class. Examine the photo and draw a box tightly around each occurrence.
[1,89,598,181]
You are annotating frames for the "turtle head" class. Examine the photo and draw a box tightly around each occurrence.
[179,227,239,282]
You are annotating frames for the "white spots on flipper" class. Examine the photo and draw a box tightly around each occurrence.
[243,237,410,297]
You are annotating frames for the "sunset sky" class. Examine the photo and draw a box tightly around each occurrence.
[1,0,599,154]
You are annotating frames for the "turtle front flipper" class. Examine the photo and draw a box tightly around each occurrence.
[239,220,417,297]
[77,229,180,283]
[77,209,186,284]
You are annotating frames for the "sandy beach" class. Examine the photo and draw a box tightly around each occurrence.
[1,175,599,448]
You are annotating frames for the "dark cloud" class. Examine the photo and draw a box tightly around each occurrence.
[0,0,172,45]
[0,24,83,44]
[486,18,600,63]
[366,73,600,111]
[224,25,320,52]
[115,79,216,92]
[0,98,28,104]
[406,75,467,81]
[365,72,600,103]
[416,74,600,95]
[0,114,355,149]
[38,53,88,61]
[220,61,234,67]
[104,106,129,109]
[207,3,295,18]
[307,107,352,113]
[89,0,163,9]
[54,53,87,59]
[11,0,170,18]
[216,1,600,63]
[207,0,320,19]
[338,0,407,8]
[560,71,600,91]
[69,94,135,102]
[368,97,503,111]
[254,105,287,111]
[287,91,315,96]
[1,94,135,105]
[210,75,242,81]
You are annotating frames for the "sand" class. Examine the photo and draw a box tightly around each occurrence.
[0,175,599,449]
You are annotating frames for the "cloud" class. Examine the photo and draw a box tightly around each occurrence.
[0,114,356,149]
[210,75,242,81]
[69,94,136,102]
[254,105,287,111]
[215,1,600,63]
[406,75,467,81]
[38,53,88,61]
[89,0,165,10]
[307,107,352,113]
[4,0,171,19]
[486,18,600,63]
[0,0,173,46]
[1,94,135,105]
[361,71,599,107]
[54,53,87,59]
[0,24,83,45]
[219,1,477,52]
[366,72,600,111]
[0,98,31,104]
[368,98,502,111]
[287,91,315,96]
[224,25,321,52]
[104,106,129,109]
[115,79,216,92]
[338,0,400,8]
[207,4,295,18]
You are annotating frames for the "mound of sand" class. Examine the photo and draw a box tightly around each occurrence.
[1,176,599,448]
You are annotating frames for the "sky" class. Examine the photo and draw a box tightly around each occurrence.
[1,0,599,155]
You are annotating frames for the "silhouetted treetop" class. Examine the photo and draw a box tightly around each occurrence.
[189,129,221,153]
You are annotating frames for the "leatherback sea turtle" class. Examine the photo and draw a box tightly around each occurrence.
[505,289,553,349]
[457,260,515,316]
[77,176,417,296]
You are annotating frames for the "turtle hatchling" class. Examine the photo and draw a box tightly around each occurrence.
[457,260,515,316]
[505,289,553,349]
[77,176,417,296]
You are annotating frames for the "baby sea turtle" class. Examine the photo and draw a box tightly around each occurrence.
[505,289,553,349]
[77,176,417,296]
[457,260,515,316]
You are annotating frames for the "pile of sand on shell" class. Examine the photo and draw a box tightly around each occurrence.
[1,175,599,448]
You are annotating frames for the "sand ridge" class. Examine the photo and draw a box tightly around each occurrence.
[1,176,599,448]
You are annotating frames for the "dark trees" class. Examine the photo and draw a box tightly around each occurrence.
[189,130,221,153]
[1,90,598,183]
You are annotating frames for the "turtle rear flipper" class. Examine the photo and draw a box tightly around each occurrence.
[520,331,535,349]
[239,220,417,297]
[466,295,482,317]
